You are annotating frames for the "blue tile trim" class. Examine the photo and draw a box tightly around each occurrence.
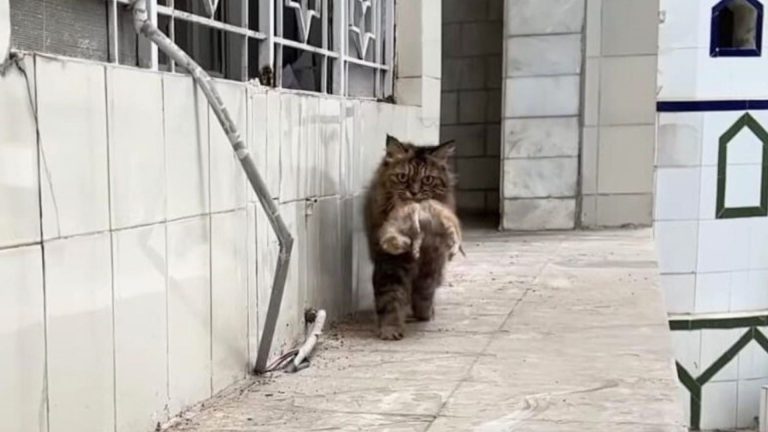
[657,100,768,112]
[710,0,764,58]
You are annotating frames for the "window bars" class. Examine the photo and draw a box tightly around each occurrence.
[107,0,393,98]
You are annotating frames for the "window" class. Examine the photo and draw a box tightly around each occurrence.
[106,0,393,98]
[711,0,764,57]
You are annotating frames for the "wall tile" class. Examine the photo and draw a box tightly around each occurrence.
[280,93,302,202]
[597,125,655,194]
[599,56,656,126]
[485,89,501,123]
[737,378,768,429]
[247,89,268,203]
[580,195,597,227]
[163,74,210,221]
[738,340,768,381]
[504,76,580,118]
[45,233,114,432]
[0,56,40,247]
[654,221,698,274]
[724,164,762,208]
[657,47,699,101]
[462,22,503,56]
[37,57,109,239]
[209,80,247,213]
[581,127,598,195]
[457,57,489,91]
[503,157,577,198]
[108,67,165,230]
[112,224,168,432]
[504,117,579,159]
[695,272,731,314]
[457,158,500,190]
[246,204,259,367]
[167,216,211,412]
[211,210,249,392]
[701,329,743,382]
[305,198,346,319]
[484,124,501,158]
[444,0,488,23]
[655,167,701,221]
[749,218,768,271]
[486,191,500,213]
[585,0,602,57]
[301,97,319,198]
[442,23,462,58]
[698,219,750,273]
[318,98,342,197]
[506,34,582,77]
[656,112,703,167]
[658,0,703,50]
[661,274,695,314]
[502,198,575,230]
[701,380,738,430]
[395,0,422,76]
[0,246,45,432]
[670,330,701,377]
[486,55,503,89]
[700,111,744,167]
[583,58,600,126]
[443,125,486,157]
[698,166,717,221]
[458,90,488,124]
[731,271,768,312]
[601,0,659,56]
[457,191,488,213]
[441,92,458,125]
[265,91,282,197]
[505,0,585,36]
[595,194,653,227]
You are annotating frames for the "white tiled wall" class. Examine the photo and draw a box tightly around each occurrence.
[659,0,768,100]
[580,0,658,228]
[0,51,437,432]
[657,1,768,429]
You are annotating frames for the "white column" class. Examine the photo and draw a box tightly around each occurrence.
[0,0,10,59]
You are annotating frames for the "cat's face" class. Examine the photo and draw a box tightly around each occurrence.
[380,135,455,203]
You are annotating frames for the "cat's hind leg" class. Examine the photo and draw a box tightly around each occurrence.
[411,247,447,321]
[373,253,412,340]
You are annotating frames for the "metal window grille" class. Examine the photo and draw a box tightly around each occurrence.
[108,0,393,98]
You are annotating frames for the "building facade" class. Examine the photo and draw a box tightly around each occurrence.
[5,0,766,431]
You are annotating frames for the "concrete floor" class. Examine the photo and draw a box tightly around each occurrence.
[167,229,687,432]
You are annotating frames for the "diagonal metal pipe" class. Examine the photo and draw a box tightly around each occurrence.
[130,0,293,374]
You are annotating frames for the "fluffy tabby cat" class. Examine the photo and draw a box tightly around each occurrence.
[364,135,461,340]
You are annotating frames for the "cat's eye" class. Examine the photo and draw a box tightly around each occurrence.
[423,175,435,185]
[396,173,408,182]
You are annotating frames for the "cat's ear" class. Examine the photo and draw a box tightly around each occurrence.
[429,140,455,160]
[385,135,409,160]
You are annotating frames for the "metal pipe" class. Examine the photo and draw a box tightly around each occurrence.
[130,0,294,374]
[286,309,326,373]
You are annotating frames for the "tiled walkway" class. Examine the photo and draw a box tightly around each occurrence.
[168,229,686,431]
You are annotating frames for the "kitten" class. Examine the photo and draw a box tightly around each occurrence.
[379,200,462,261]
[364,135,458,340]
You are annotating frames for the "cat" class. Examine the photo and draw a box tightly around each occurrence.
[379,200,462,261]
[364,135,460,340]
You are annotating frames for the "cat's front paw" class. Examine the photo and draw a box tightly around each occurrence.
[381,232,411,255]
[379,325,405,340]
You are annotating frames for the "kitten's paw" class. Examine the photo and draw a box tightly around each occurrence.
[381,233,411,255]
[447,239,461,261]
[379,325,405,340]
